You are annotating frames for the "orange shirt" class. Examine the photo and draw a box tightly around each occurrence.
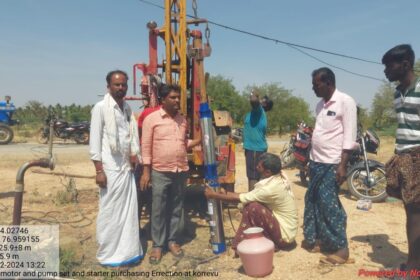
[141,108,189,172]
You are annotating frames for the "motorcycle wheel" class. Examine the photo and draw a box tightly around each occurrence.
[280,148,295,168]
[37,129,49,144]
[347,166,387,202]
[74,131,89,145]
[299,170,308,187]
[0,124,13,145]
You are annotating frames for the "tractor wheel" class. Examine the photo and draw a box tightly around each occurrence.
[0,124,13,145]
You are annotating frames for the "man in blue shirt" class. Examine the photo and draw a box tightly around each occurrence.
[243,91,268,191]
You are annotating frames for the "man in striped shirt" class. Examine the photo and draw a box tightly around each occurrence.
[383,44,420,273]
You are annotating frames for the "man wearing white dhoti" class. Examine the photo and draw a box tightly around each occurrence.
[89,70,143,267]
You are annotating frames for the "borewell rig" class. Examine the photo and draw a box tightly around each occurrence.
[132,0,235,254]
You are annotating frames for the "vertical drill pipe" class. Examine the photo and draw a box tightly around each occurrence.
[200,103,226,254]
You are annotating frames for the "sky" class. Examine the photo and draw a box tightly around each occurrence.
[1,0,420,113]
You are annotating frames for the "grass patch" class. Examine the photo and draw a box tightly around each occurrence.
[12,123,41,142]
[374,125,397,137]
[59,247,79,273]
[54,178,78,205]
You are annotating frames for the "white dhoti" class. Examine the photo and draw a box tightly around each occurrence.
[96,169,143,266]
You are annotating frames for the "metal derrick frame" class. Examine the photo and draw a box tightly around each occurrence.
[132,0,235,185]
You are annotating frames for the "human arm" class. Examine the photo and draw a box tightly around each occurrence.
[89,103,107,188]
[204,185,240,203]
[337,97,358,185]
[336,150,351,185]
[140,116,153,190]
[187,135,201,149]
[140,164,151,191]
[93,160,107,188]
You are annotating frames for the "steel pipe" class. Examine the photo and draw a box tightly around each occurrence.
[13,158,54,225]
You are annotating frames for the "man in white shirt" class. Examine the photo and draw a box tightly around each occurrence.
[204,153,298,253]
[89,70,143,267]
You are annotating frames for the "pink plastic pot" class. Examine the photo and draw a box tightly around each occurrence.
[237,227,274,277]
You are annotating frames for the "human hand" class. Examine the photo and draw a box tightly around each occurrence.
[96,172,107,188]
[204,185,216,199]
[336,164,347,185]
[140,172,151,191]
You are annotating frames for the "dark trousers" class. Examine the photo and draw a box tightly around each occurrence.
[151,170,187,248]
[245,149,265,191]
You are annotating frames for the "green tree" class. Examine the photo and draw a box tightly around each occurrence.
[357,106,372,129]
[415,59,420,75]
[15,100,48,125]
[243,83,312,134]
[370,82,396,129]
[206,75,247,124]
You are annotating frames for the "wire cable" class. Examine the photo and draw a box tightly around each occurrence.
[137,0,385,82]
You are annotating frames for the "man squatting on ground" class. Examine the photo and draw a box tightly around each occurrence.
[89,70,143,267]
[204,152,298,254]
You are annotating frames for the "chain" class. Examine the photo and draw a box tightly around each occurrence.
[192,0,198,19]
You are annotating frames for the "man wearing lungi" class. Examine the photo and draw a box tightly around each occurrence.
[383,44,420,273]
[204,153,298,254]
[302,67,358,265]
[90,70,143,267]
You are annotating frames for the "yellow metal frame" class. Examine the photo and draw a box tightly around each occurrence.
[164,0,187,115]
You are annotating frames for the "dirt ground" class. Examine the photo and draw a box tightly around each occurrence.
[0,135,409,280]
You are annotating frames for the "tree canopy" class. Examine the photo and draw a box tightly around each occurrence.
[207,75,313,133]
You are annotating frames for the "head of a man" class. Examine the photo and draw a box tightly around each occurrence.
[249,91,260,110]
[256,153,282,179]
[382,44,415,83]
[261,95,273,112]
[106,70,129,101]
[159,84,181,116]
[312,67,335,101]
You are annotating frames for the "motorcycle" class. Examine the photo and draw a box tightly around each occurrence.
[294,126,387,203]
[231,127,243,143]
[38,109,90,145]
[280,121,312,169]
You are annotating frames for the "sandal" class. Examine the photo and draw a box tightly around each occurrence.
[301,240,321,253]
[168,242,184,258]
[149,248,162,265]
[319,255,355,266]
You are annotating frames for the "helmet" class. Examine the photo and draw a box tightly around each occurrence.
[364,129,380,154]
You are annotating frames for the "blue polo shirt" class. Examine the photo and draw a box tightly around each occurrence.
[243,105,268,152]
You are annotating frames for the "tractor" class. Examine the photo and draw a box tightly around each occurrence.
[0,96,19,144]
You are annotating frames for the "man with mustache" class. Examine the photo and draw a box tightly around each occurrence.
[140,84,200,264]
[302,67,358,265]
[89,70,143,267]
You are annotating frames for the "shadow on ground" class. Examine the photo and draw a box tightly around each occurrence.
[352,234,407,268]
